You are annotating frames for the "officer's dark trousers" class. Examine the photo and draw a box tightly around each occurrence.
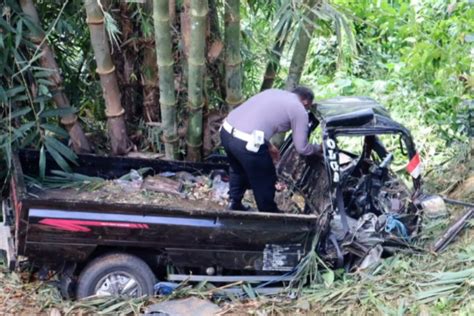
[220,129,278,212]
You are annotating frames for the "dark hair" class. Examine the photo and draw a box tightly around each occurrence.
[292,86,314,104]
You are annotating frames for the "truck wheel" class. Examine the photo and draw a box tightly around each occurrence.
[76,253,156,299]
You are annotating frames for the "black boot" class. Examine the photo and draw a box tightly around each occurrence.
[227,199,251,211]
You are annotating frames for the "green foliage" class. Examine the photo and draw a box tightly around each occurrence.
[0,0,80,189]
[26,169,105,190]
[240,0,354,95]
[303,0,473,174]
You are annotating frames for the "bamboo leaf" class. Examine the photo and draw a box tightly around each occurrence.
[12,94,29,102]
[0,86,6,102]
[10,107,32,119]
[15,19,23,48]
[416,285,459,301]
[429,268,474,281]
[39,107,77,118]
[98,300,129,315]
[21,130,39,147]
[36,78,55,86]
[44,142,72,173]
[0,16,15,33]
[44,135,78,165]
[322,270,335,287]
[41,123,69,138]
[33,95,51,104]
[12,122,35,137]
[12,50,45,78]
[243,284,257,299]
[50,170,103,182]
[39,145,46,180]
[33,69,54,78]
[6,86,26,97]
[103,11,122,48]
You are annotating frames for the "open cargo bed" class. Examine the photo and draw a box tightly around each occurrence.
[9,150,319,274]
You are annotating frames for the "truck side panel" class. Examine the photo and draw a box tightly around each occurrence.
[25,204,316,271]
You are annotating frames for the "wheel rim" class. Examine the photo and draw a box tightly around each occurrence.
[94,272,142,297]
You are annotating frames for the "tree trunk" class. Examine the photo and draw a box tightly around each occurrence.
[142,46,160,123]
[142,1,159,123]
[208,0,226,102]
[224,0,242,109]
[115,2,138,121]
[271,0,318,148]
[153,0,179,159]
[19,0,92,153]
[285,0,318,90]
[186,0,208,161]
[169,0,176,24]
[208,0,221,40]
[261,19,292,91]
[84,0,131,155]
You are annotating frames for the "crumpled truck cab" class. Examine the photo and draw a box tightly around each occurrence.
[277,96,423,270]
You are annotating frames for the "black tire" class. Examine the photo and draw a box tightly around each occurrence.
[76,253,156,299]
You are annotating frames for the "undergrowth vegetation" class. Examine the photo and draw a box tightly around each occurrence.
[301,0,473,176]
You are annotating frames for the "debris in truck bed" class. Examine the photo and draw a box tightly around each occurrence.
[27,171,227,211]
[26,168,307,213]
[142,175,183,195]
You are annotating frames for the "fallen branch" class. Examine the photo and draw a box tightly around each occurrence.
[431,208,473,253]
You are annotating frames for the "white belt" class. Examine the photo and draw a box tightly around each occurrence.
[222,120,252,142]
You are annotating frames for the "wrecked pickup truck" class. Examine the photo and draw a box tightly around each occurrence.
[0,96,423,299]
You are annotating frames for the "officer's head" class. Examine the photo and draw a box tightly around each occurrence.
[292,86,314,109]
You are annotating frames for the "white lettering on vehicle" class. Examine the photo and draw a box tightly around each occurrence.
[326,138,340,183]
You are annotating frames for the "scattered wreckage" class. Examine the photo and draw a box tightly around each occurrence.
[0,96,463,299]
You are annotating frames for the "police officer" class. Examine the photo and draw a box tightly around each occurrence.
[220,87,321,212]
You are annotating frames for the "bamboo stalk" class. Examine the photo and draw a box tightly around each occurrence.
[19,0,92,153]
[116,2,137,120]
[261,19,292,91]
[271,0,318,148]
[84,0,131,155]
[169,0,176,24]
[208,0,226,100]
[186,0,208,161]
[142,1,159,123]
[224,0,243,109]
[153,0,179,159]
[285,0,318,90]
[142,46,160,123]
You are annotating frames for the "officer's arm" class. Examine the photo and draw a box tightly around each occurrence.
[290,108,318,156]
